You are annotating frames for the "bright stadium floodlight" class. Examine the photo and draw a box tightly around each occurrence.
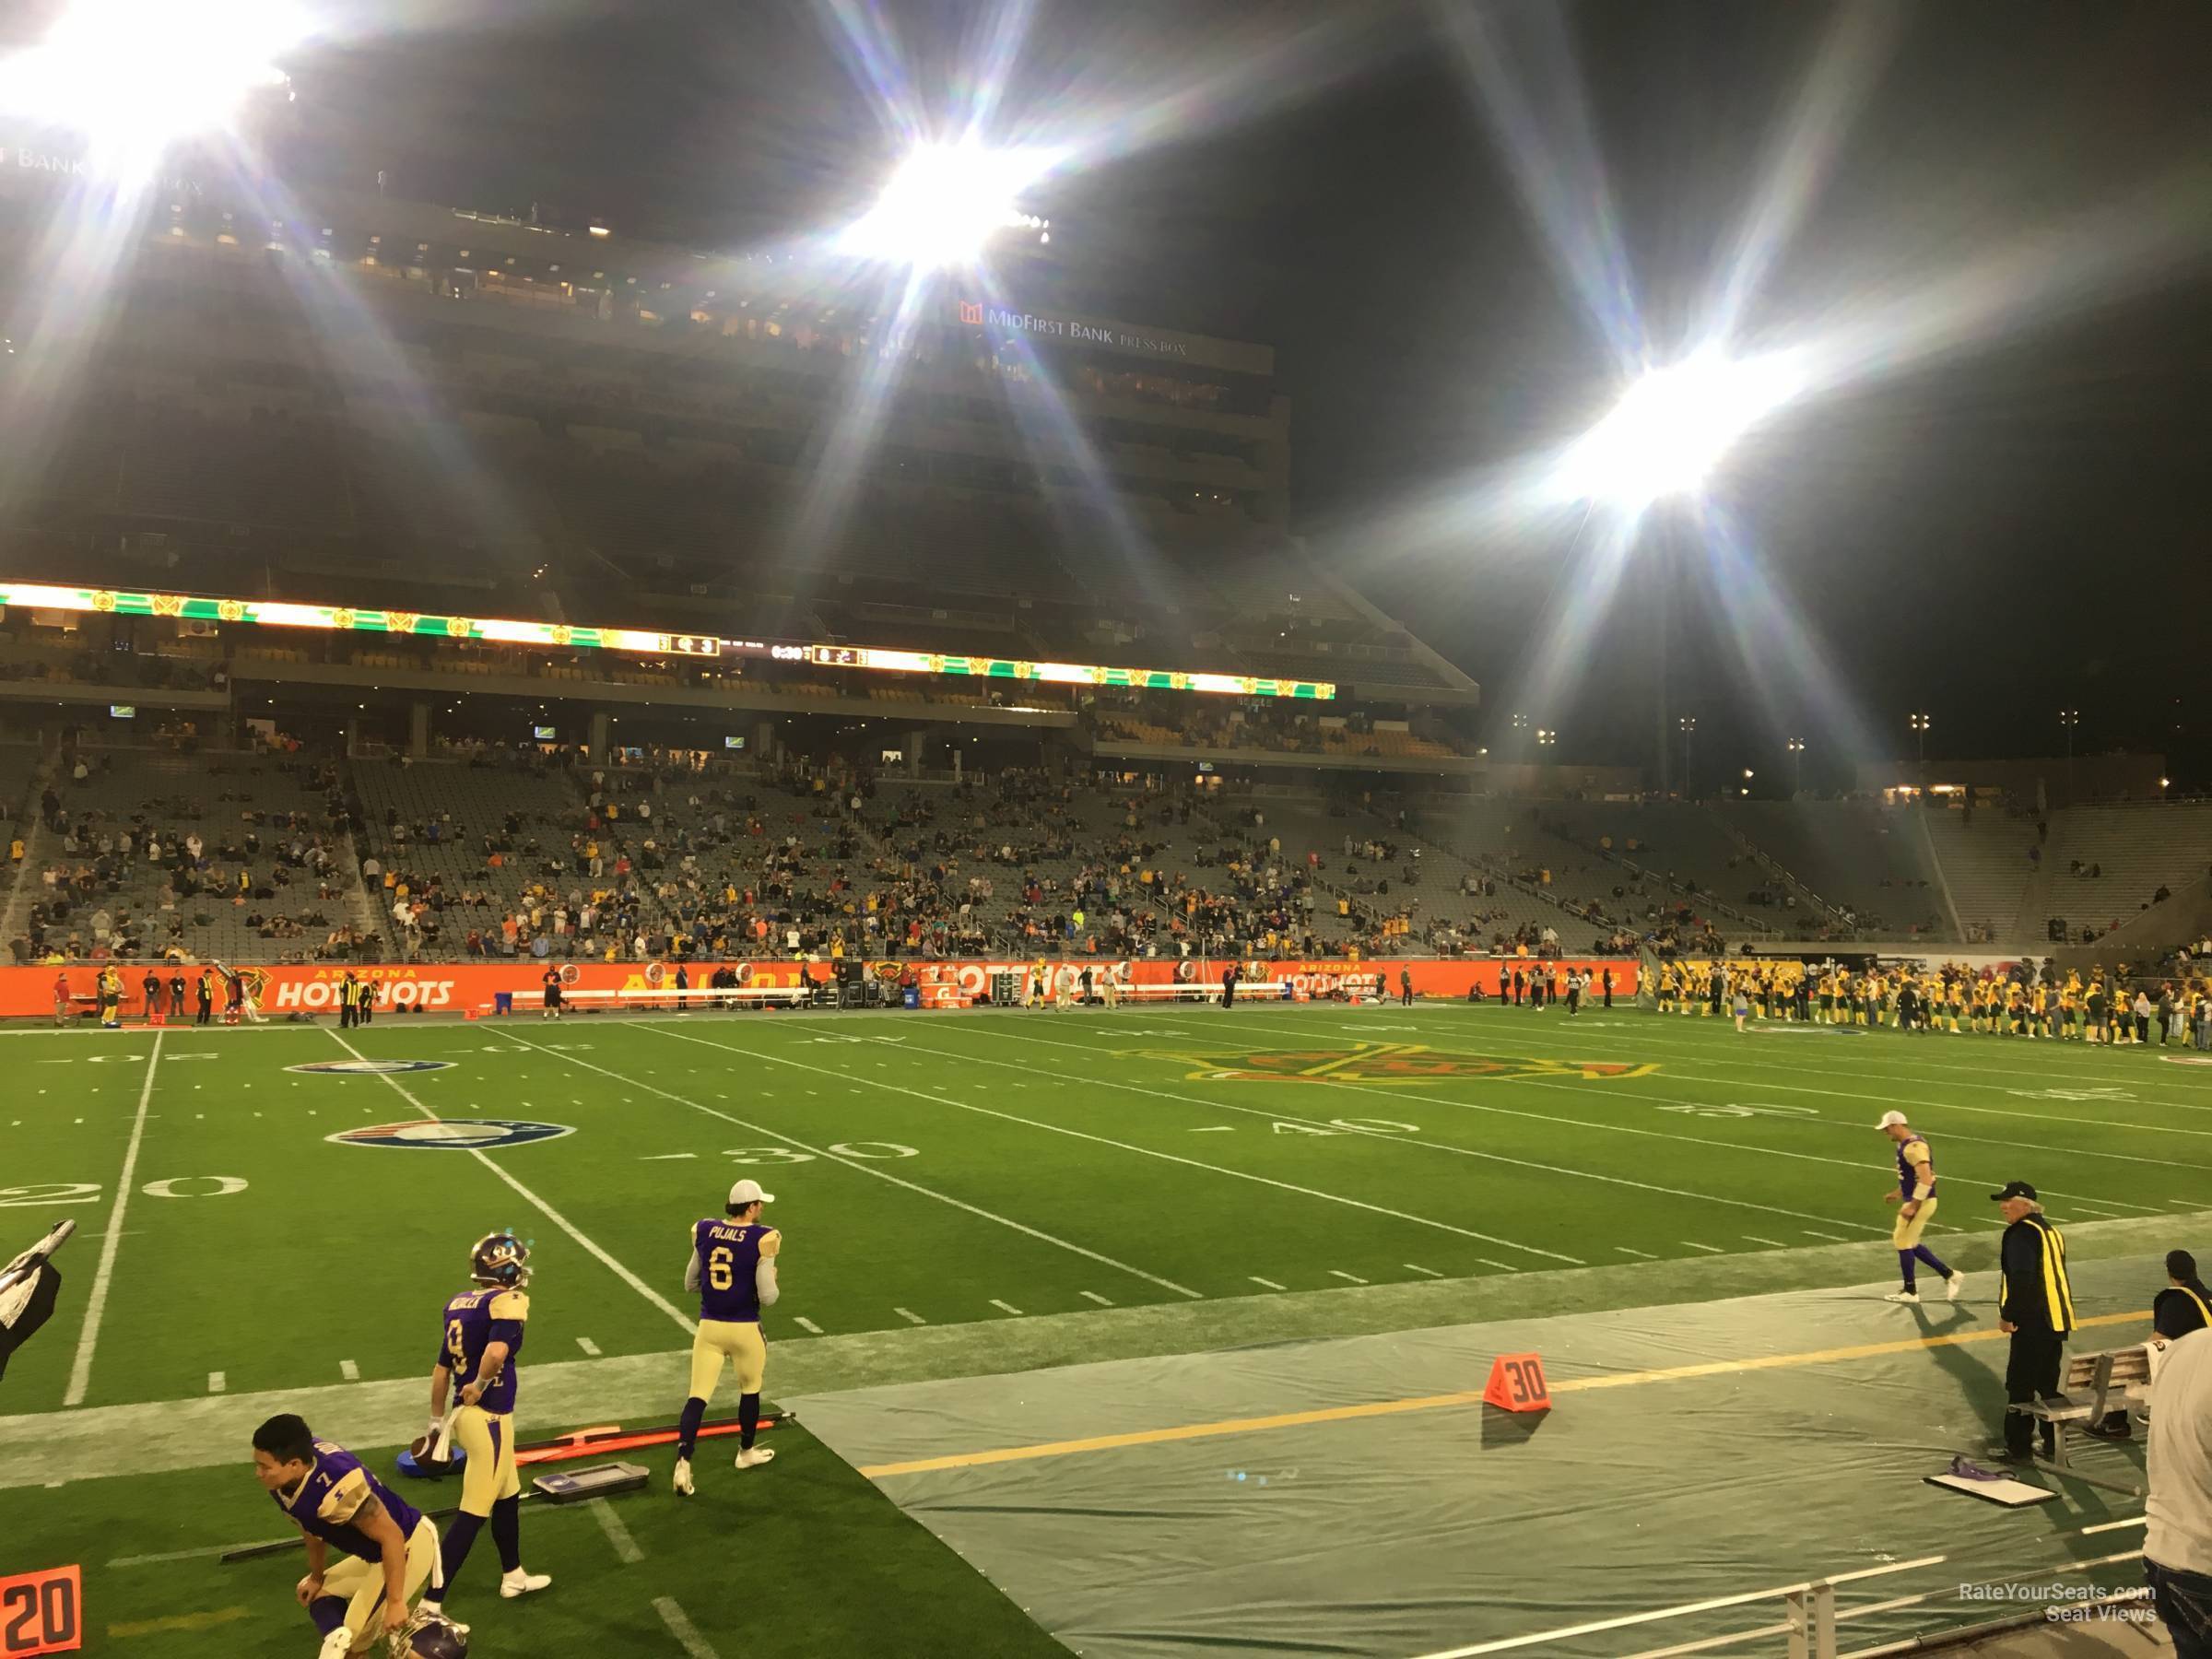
[1550,350,1805,508]
[0,0,304,182]
[838,140,1053,271]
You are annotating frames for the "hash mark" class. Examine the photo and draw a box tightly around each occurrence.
[1680,1241,1725,1253]
[1743,1235,1790,1248]
[1800,1230,1847,1242]
[1475,1259,1520,1273]
[1403,1264,1444,1277]
[894,1307,927,1324]
[576,1336,602,1357]
[794,1316,823,1335]
[1614,1246,1657,1259]
[1079,1290,1114,1306]
[1249,1277,1287,1290]
[1328,1269,1370,1284]
[989,1299,1024,1315]
[207,1372,226,1394]
[339,1359,359,1382]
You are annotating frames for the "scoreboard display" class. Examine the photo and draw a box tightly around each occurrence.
[0,582,1334,701]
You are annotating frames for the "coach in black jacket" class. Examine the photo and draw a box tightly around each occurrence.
[1993,1180,2076,1462]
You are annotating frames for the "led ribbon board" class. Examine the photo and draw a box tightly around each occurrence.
[0,582,1334,700]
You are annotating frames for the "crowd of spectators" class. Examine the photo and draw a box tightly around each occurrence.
[8,747,359,966]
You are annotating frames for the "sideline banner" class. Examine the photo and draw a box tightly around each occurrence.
[4,958,1639,1019]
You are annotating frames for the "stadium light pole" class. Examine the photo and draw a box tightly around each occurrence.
[1677,715,1697,799]
[2059,707,2080,805]
[0,0,305,182]
[1787,737,1806,797]
[1909,711,1931,766]
[838,140,1053,270]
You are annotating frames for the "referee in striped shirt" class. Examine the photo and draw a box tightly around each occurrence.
[1993,1180,2075,1464]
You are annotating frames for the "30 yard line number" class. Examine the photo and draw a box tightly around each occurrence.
[718,1143,919,1163]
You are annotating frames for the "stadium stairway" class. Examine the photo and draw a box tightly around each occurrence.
[1706,806,1856,935]
[1917,808,2042,947]
[1729,801,1953,941]
[0,742,54,954]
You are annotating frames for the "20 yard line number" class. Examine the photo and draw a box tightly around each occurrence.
[0,1177,248,1207]
[719,1143,919,1164]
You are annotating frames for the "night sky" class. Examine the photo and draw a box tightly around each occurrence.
[70,1,2212,787]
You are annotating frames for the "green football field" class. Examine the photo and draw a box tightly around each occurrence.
[4,999,2209,1655]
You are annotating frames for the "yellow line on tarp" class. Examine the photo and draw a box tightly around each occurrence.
[109,1606,252,1639]
[860,1308,2149,1478]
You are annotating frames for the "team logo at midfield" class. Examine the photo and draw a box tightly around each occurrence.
[288,1059,455,1076]
[1148,1041,1656,1086]
[329,1119,574,1150]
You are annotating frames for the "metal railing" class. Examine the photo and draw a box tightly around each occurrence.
[1411,1514,2150,1659]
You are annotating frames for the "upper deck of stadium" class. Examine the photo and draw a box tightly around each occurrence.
[0,161,1477,709]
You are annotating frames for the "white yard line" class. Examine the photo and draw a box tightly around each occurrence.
[1079,1290,1115,1305]
[893,1307,928,1324]
[1328,1269,1371,1284]
[339,1359,359,1382]
[1801,1230,1848,1242]
[588,1497,644,1564]
[206,1372,226,1394]
[498,1030,1204,1302]
[1744,1235,1791,1248]
[1021,1018,2151,1217]
[882,1026,1885,1247]
[653,1597,721,1659]
[576,1337,602,1357]
[794,1316,824,1335]
[988,1299,1024,1316]
[1680,1241,1726,1253]
[1249,1277,1286,1290]
[323,1030,694,1335]
[654,1025,1589,1266]
[1614,1247,1657,1260]
[64,1030,164,1407]
[1476,1258,1522,1273]
[1404,1264,1445,1277]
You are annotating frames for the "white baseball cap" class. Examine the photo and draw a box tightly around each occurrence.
[728,1179,776,1206]
[1875,1110,1909,1129]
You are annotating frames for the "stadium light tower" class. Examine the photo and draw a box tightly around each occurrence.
[1550,350,1804,508]
[1909,711,1932,764]
[0,0,304,182]
[1787,736,1806,795]
[838,140,1053,271]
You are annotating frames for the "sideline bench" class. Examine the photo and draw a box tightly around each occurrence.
[2014,1343,2153,1494]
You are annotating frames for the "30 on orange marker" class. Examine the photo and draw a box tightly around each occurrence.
[1481,1352,1551,1413]
[0,1565,82,1657]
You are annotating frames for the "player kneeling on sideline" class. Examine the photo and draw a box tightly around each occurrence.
[252,1413,470,1658]
[420,1231,550,1618]
[673,1178,782,1496]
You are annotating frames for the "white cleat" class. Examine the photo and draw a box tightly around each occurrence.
[317,1628,357,1659]
[500,1568,552,1599]
[1883,1290,1921,1304]
[1946,1273,1967,1302]
[673,1457,694,1496]
[735,1445,776,1470]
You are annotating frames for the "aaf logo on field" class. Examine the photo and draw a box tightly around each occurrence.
[288,1059,455,1076]
[329,1119,574,1150]
[1149,1041,1657,1086]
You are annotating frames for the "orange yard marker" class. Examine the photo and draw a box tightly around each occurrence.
[1482,1353,1551,1413]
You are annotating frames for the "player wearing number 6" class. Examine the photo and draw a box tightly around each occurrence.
[1877,1111,1965,1305]
[672,1178,782,1496]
